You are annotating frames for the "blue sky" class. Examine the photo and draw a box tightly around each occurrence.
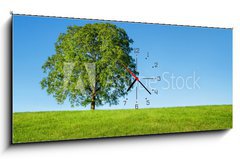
[13,15,232,112]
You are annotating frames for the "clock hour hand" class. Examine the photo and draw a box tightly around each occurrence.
[127,79,137,92]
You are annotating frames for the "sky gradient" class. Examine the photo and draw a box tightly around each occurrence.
[13,15,232,112]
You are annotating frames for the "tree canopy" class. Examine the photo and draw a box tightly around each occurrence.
[41,23,137,110]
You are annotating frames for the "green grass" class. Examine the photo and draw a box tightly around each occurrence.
[12,105,232,143]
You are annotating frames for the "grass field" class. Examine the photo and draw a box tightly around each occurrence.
[12,105,232,143]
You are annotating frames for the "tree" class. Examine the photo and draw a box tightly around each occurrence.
[41,23,137,110]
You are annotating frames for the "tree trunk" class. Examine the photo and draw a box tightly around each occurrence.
[91,94,95,110]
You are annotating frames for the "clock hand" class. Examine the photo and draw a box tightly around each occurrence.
[127,79,137,92]
[119,62,151,95]
[119,62,138,81]
[138,80,151,95]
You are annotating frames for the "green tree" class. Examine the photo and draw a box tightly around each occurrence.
[41,23,137,110]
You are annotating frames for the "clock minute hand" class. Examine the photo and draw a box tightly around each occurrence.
[138,80,151,95]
